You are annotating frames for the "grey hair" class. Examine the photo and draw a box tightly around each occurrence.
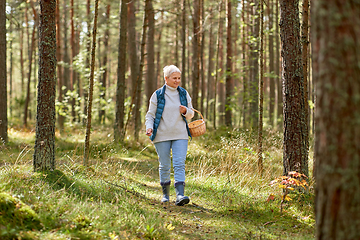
[163,65,181,80]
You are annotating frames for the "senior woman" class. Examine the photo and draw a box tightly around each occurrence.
[145,65,194,206]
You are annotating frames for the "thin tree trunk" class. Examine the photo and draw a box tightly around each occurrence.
[242,0,247,128]
[218,1,225,126]
[134,0,149,141]
[145,0,155,105]
[63,0,70,92]
[83,0,91,125]
[8,8,13,119]
[156,12,163,88]
[114,0,128,143]
[20,13,25,93]
[70,0,76,121]
[206,10,214,122]
[301,0,310,155]
[275,0,282,129]
[127,0,139,129]
[24,6,38,127]
[258,0,264,175]
[250,0,259,129]
[192,0,200,110]
[225,0,233,127]
[269,0,275,127]
[181,0,186,88]
[56,0,64,132]
[33,0,56,171]
[214,1,223,129]
[0,0,7,144]
[83,0,99,166]
[99,3,111,124]
[200,0,205,115]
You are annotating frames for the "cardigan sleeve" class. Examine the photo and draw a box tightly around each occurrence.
[183,91,194,120]
[145,92,157,130]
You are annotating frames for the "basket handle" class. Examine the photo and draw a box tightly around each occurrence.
[191,108,204,121]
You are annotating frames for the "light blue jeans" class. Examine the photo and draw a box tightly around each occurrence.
[154,139,188,186]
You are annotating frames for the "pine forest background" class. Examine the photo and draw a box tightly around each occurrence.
[4,0,312,136]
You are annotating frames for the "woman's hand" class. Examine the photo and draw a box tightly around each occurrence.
[179,105,187,115]
[146,128,153,136]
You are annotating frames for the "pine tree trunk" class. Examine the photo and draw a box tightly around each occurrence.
[258,0,264,174]
[56,0,65,132]
[181,0,186,88]
[145,0,155,106]
[214,0,223,129]
[301,0,310,153]
[99,4,111,124]
[192,0,200,110]
[70,0,77,122]
[83,0,91,125]
[0,0,7,144]
[250,0,259,129]
[225,0,233,127]
[280,0,308,176]
[114,0,128,143]
[134,0,149,141]
[313,1,360,238]
[24,10,37,128]
[156,13,163,88]
[33,0,57,171]
[83,0,99,166]
[268,0,275,127]
[200,0,205,115]
[242,0,247,128]
[206,10,214,122]
[275,0,282,129]
[218,1,225,126]
[127,0,139,131]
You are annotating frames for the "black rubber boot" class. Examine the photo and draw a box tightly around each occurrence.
[175,183,190,206]
[161,185,170,203]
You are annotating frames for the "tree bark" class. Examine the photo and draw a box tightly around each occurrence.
[99,3,111,124]
[225,0,233,127]
[268,0,275,127]
[181,0,186,88]
[214,0,224,129]
[200,0,205,115]
[250,0,259,129]
[56,0,64,132]
[242,0,247,128]
[313,1,360,239]
[33,0,57,171]
[0,0,7,144]
[70,0,77,121]
[24,3,38,127]
[192,0,200,110]
[206,9,214,122]
[127,0,139,130]
[83,0,99,166]
[301,0,310,155]
[275,0,282,129]
[114,0,128,143]
[134,0,149,141]
[145,0,155,106]
[258,0,264,175]
[280,0,308,176]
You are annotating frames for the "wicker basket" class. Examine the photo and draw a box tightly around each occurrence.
[188,108,206,137]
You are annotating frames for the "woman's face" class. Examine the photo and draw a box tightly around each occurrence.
[165,72,181,88]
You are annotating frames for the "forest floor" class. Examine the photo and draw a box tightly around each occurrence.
[0,125,315,239]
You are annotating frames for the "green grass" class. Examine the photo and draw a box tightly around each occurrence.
[0,125,315,239]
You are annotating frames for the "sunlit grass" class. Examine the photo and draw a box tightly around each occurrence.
[0,125,315,239]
